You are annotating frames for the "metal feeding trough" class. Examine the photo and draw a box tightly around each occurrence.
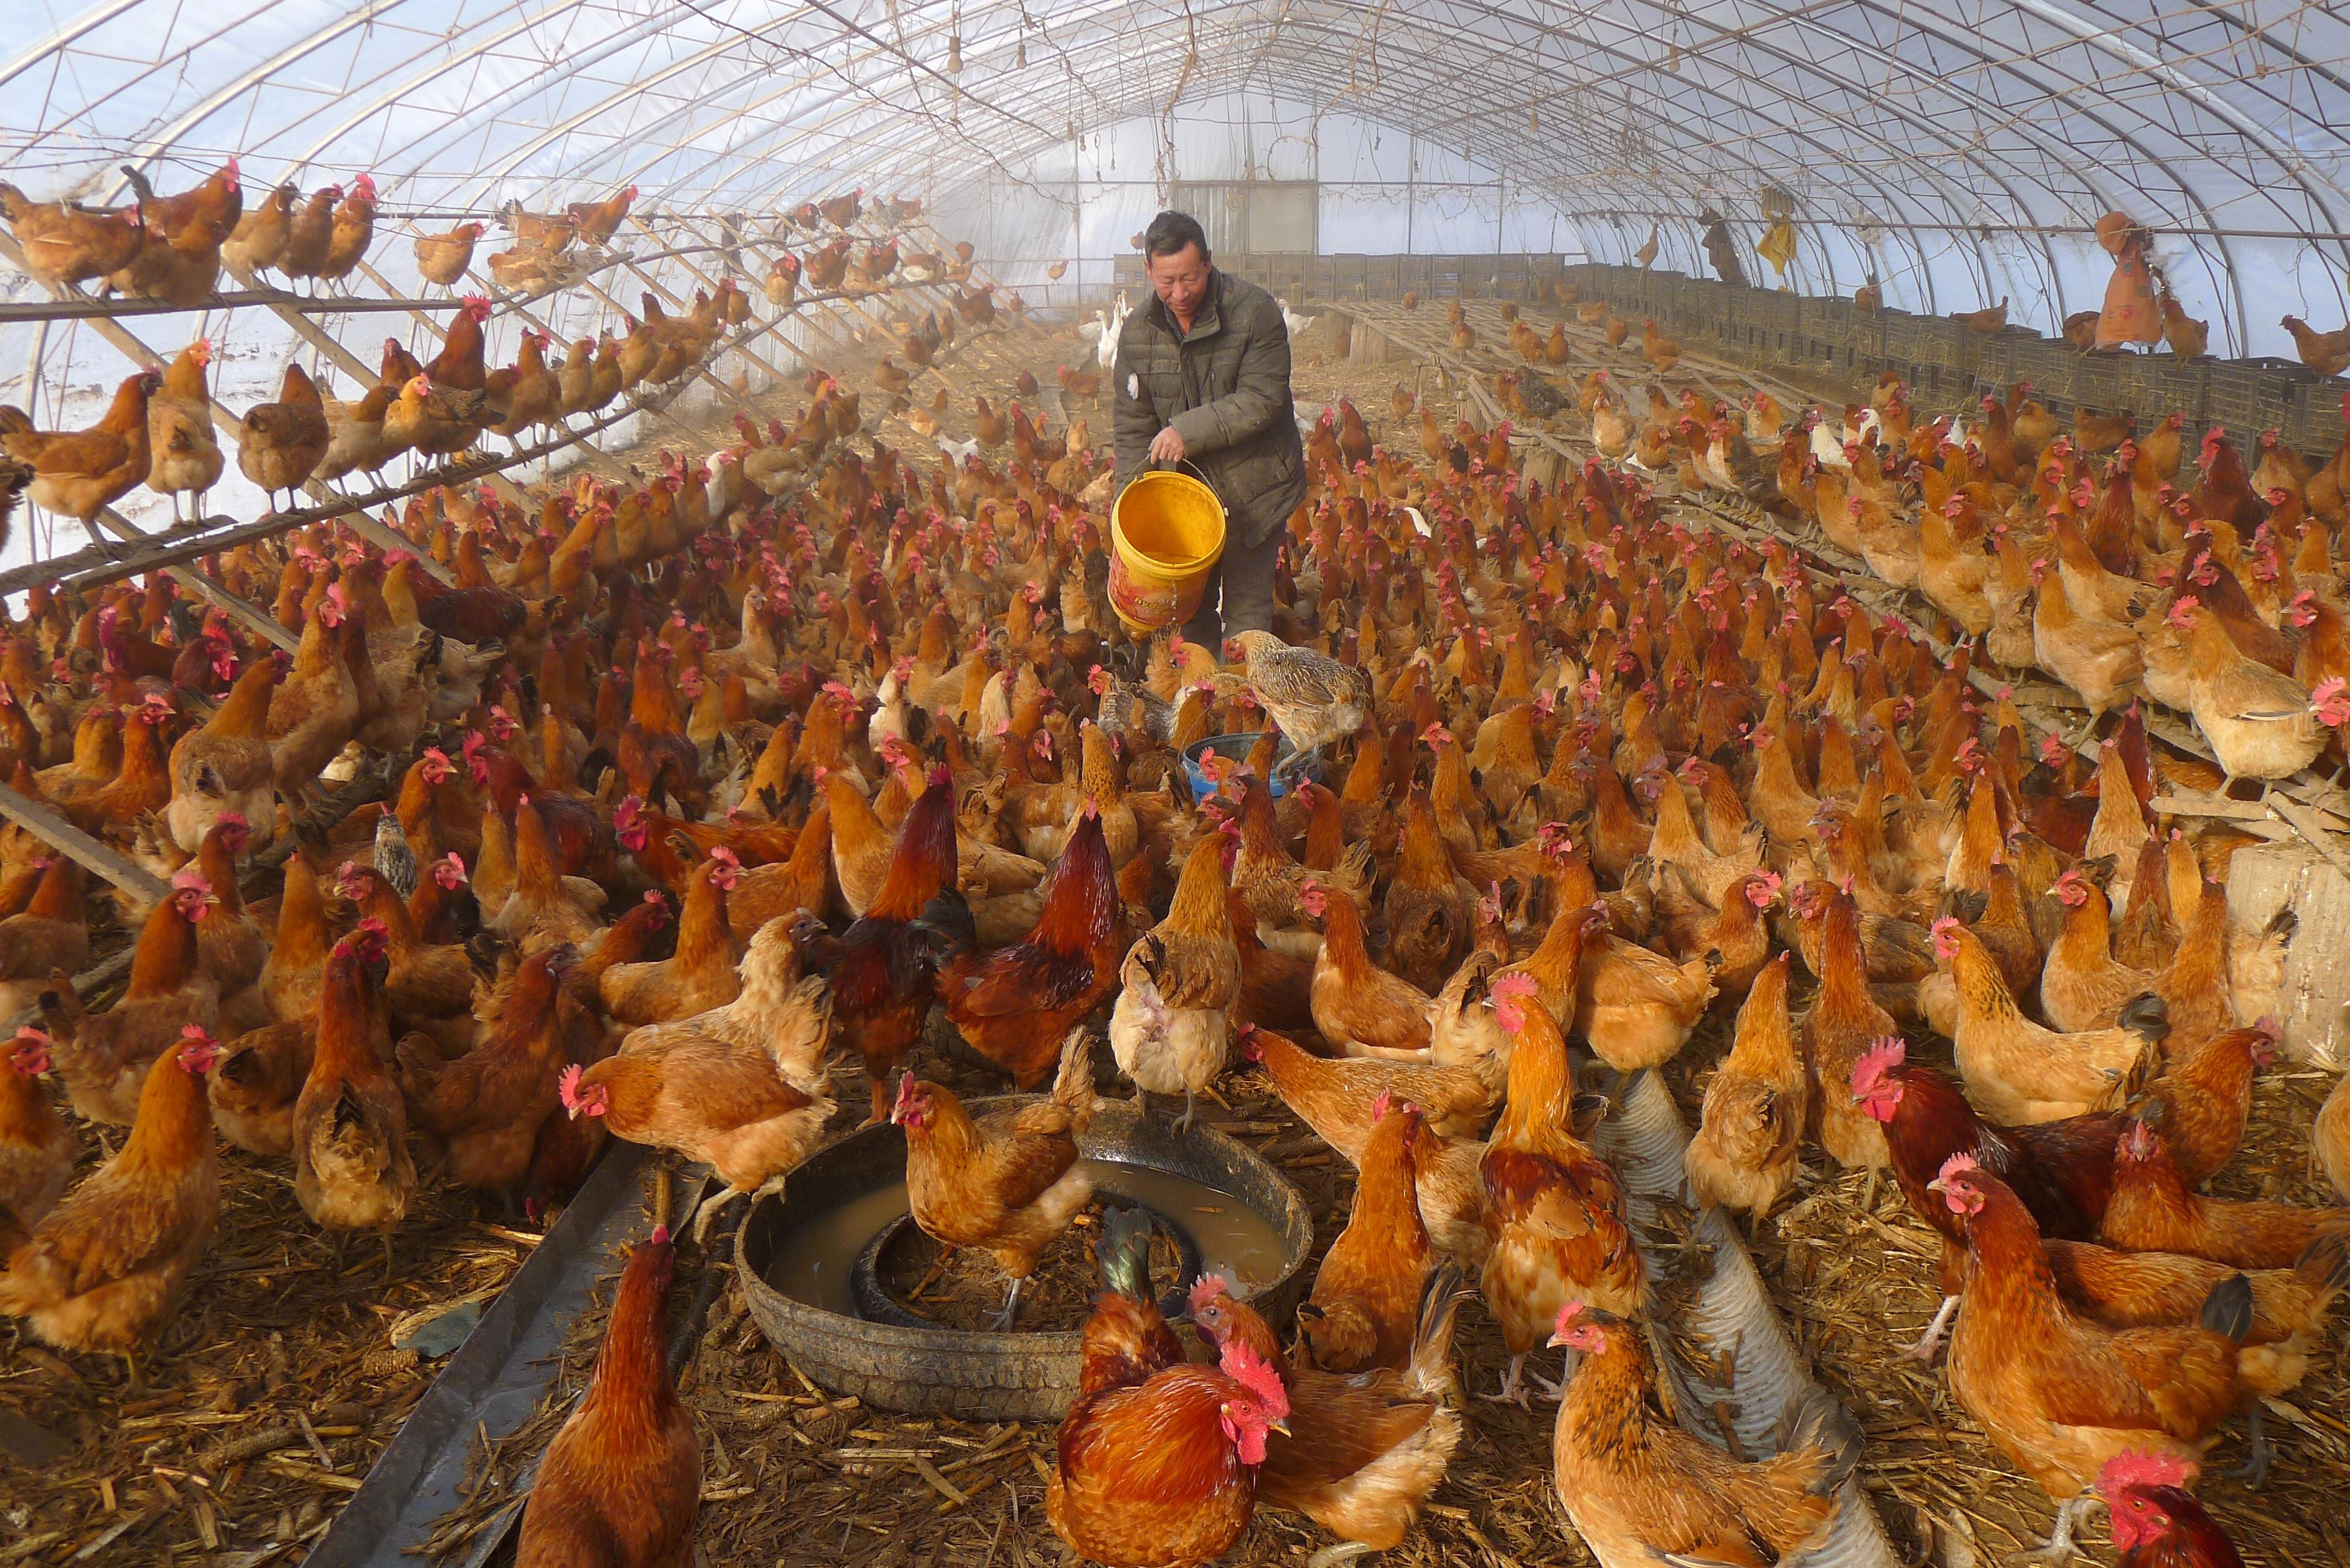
[737,1097,1312,1422]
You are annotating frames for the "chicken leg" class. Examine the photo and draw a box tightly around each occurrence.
[1480,1352,1563,1409]
[2010,1494,2099,1567]
[989,1276,1025,1332]
[1903,1294,1960,1362]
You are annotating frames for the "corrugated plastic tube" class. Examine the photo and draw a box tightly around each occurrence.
[1587,1065,1904,1568]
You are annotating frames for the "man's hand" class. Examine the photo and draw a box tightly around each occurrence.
[1148,425,1187,465]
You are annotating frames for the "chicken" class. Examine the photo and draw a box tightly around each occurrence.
[260,856,334,1024]
[1548,1302,1858,1567]
[0,1027,221,1379]
[1935,918,2160,1126]
[1045,1212,1290,1568]
[894,1028,1098,1328]
[1110,834,1241,1131]
[144,339,223,523]
[412,222,485,289]
[0,369,160,541]
[292,930,414,1264]
[2033,561,2144,723]
[1296,1093,1431,1373]
[928,805,1124,1087]
[336,864,477,1055]
[566,973,834,1244]
[206,1020,312,1157]
[2178,601,2327,782]
[807,766,960,1124]
[1381,788,1474,993]
[398,946,574,1197]
[1227,630,1372,782]
[1853,1037,2128,1360]
[266,587,360,803]
[597,848,740,1026]
[1575,922,1716,1075]
[0,1027,76,1256]
[0,859,90,1022]
[513,1227,701,1568]
[2040,866,2156,1034]
[1929,1154,2260,1562]
[1188,1271,1464,1562]
[486,797,607,953]
[1,184,146,286]
[2099,1451,2245,1568]
[47,870,220,1126]
[1685,951,1805,1217]
[236,361,330,511]
[1805,886,1899,1172]
[2102,1118,2349,1271]
[220,182,295,276]
[1301,879,1433,1060]
[2321,1070,2350,1203]
[166,658,277,853]
[1479,978,1642,1406]
[2281,315,2350,378]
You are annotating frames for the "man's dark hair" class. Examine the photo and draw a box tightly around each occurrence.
[1141,210,1210,264]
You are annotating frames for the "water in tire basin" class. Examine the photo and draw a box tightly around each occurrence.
[761,1160,1293,1323]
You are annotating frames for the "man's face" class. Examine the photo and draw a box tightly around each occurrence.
[1148,242,1210,323]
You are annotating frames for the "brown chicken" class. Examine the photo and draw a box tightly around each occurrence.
[1479,978,1642,1405]
[597,848,740,1025]
[1296,1093,1431,1373]
[0,184,146,286]
[1110,834,1241,1131]
[47,870,220,1125]
[1931,1154,2263,1559]
[236,361,330,511]
[0,1027,77,1256]
[1685,950,1806,1217]
[1189,1270,1464,1561]
[1303,878,1434,1058]
[513,1226,701,1568]
[0,1028,222,1378]
[398,946,575,1196]
[1936,918,2159,1125]
[413,222,485,289]
[0,369,161,538]
[893,1028,1098,1327]
[1549,1302,1858,1566]
[564,971,834,1243]
[2102,1118,2349,1271]
[292,930,414,1266]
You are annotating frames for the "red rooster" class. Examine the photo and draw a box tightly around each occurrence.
[2098,1451,2244,1568]
[925,803,1124,1086]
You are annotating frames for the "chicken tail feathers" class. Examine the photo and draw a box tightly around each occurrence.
[910,888,978,963]
[1049,1027,1098,1114]
[2118,989,2170,1043]
[1777,1383,1864,1498]
[1407,1261,1470,1400]
[2293,1230,2350,1298]
[2197,1271,2255,1344]
[1093,1205,1155,1305]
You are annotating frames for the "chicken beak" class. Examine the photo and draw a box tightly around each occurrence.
[1925,1175,1949,1196]
[1268,1418,1292,1439]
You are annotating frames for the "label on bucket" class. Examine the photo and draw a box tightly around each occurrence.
[1108,549,1201,630]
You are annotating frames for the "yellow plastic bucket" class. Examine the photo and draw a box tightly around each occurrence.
[1108,469,1226,633]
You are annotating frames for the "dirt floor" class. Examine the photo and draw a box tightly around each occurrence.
[5,282,2345,1568]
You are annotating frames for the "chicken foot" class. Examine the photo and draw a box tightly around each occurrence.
[1903,1293,1960,1363]
[1305,1544,1381,1568]
[1479,1352,1563,1409]
[2222,1401,2271,1490]
[990,1276,1026,1332]
[2008,1494,2099,1567]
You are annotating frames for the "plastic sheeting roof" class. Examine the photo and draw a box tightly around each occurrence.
[6,1,2350,354]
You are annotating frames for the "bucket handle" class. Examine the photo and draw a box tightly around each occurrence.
[1148,455,1217,491]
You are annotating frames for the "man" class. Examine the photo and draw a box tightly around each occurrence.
[1112,210,1307,648]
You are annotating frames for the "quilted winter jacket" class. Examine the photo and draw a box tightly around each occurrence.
[1112,268,1308,549]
